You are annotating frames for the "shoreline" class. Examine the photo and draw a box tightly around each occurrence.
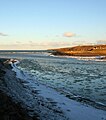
[0,90,38,120]
[51,51,106,58]
[0,58,39,120]
[0,58,106,120]
[50,45,106,57]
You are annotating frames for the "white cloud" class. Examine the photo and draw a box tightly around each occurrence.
[63,32,76,37]
[96,40,106,44]
[0,32,8,36]
[0,41,72,50]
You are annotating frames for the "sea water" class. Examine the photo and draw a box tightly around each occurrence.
[0,51,106,108]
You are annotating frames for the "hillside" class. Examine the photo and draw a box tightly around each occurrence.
[52,45,106,56]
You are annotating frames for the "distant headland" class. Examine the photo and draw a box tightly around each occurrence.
[51,44,106,57]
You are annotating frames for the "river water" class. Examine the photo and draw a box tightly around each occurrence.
[0,51,106,108]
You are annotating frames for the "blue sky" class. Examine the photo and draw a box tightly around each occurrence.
[0,0,106,49]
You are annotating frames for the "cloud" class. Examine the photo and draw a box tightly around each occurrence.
[0,32,8,36]
[0,41,73,50]
[63,32,76,37]
[16,41,21,44]
[96,40,106,44]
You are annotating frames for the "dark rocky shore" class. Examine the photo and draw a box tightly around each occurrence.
[0,59,38,120]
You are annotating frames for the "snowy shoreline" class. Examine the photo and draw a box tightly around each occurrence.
[8,59,106,120]
[0,58,39,120]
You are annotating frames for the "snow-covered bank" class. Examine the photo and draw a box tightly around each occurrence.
[0,59,39,120]
[50,54,106,62]
[11,60,106,120]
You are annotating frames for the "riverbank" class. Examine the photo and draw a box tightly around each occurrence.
[51,45,106,57]
[0,90,38,120]
[0,59,39,120]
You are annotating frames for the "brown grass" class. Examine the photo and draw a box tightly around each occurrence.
[52,45,106,56]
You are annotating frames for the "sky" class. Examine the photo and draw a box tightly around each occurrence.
[0,0,106,50]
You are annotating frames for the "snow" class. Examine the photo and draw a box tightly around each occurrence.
[11,61,106,120]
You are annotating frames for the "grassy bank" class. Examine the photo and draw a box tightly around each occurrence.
[52,45,106,57]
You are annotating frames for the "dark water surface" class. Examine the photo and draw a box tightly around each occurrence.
[0,51,106,107]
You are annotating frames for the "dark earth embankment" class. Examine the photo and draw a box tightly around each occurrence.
[0,59,38,120]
